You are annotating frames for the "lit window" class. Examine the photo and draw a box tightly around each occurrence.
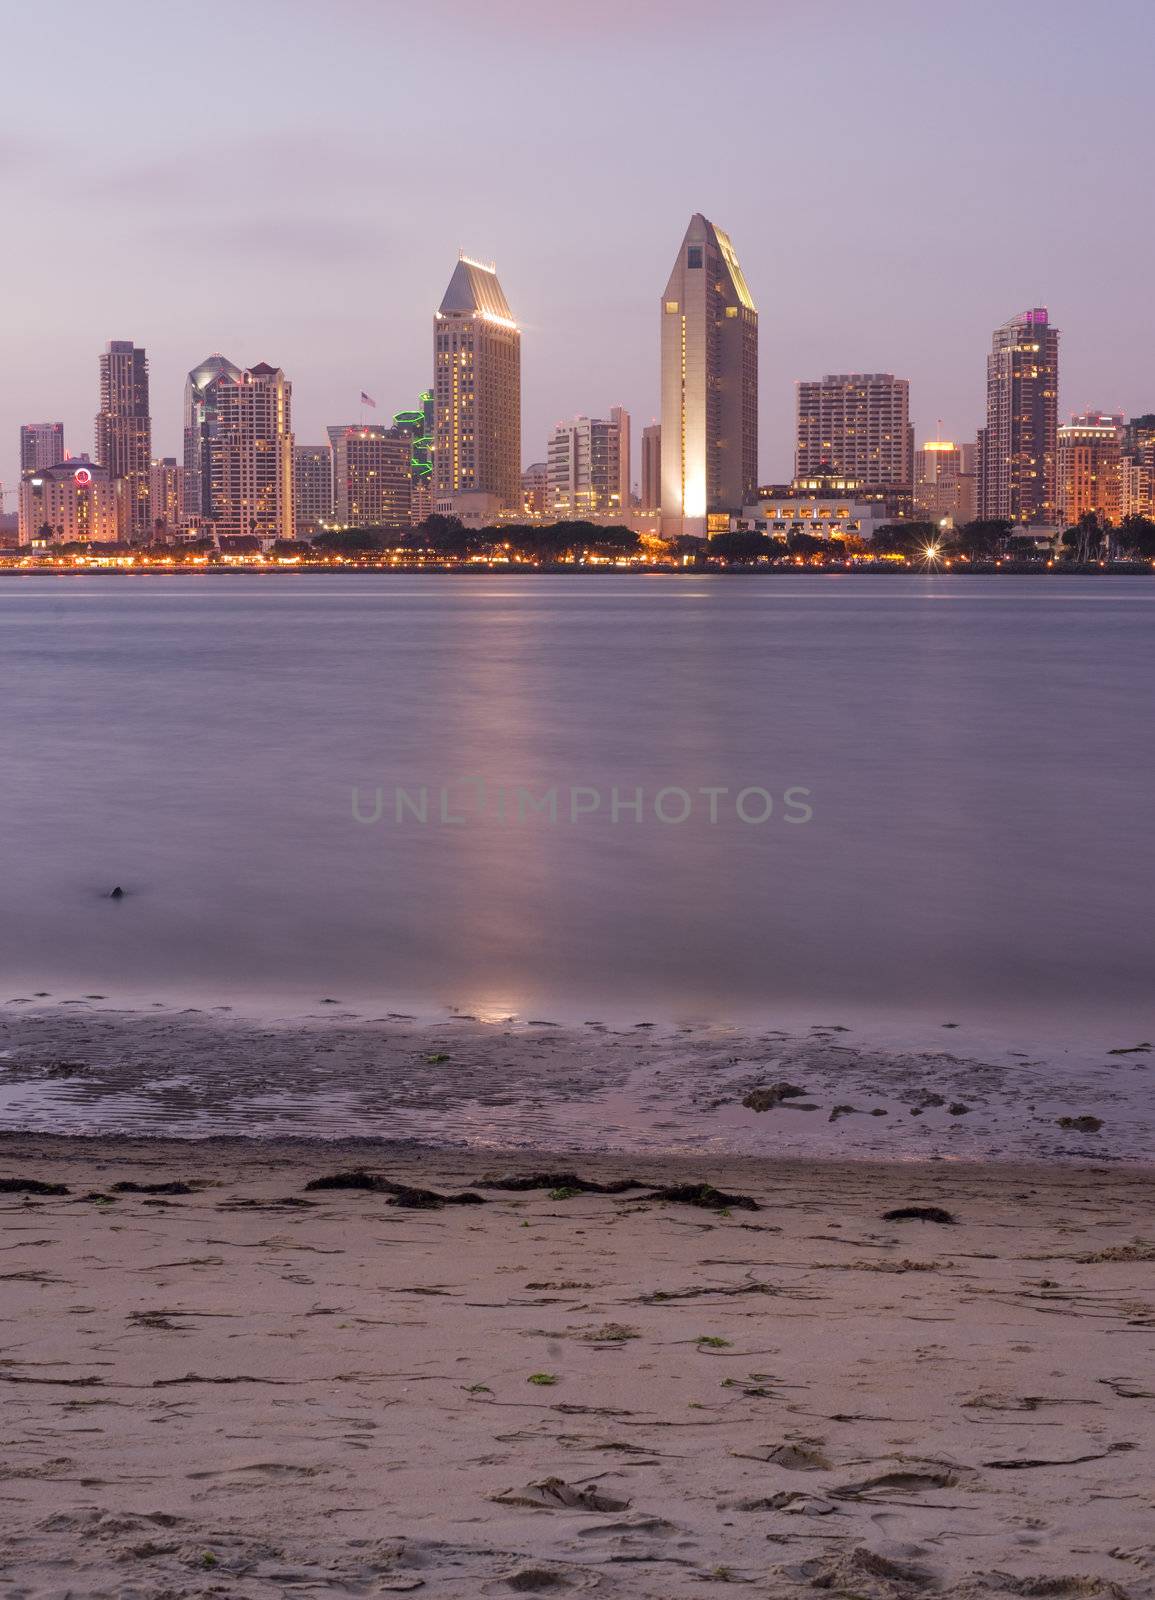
[665,301,679,314]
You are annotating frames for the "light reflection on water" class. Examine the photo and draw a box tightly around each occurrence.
[1,574,1152,1045]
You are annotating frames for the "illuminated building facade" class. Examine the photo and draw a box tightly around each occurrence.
[1057,413,1122,525]
[183,354,243,523]
[641,424,661,512]
[546,408,630,516]
[796,373,913,491]
[914,439,977,523]
[19,461,122,545]
[393,392,435,523]
[294,444,333,534]
[327,425,412,527]
[208,363,294,544]
[148,457,183,537]
[521,461,549,517]
[95,341,152,542]
[434,254,521,514]
[735,485,890,542]
[20,422,65,476]
[978,308,1060,524]
[660,213,758,538]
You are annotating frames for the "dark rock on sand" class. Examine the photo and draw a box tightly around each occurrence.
[642,1182,759,1212]
[883,1206,957,1225]
[742,1082,808,1111]
[0,1177,70,1196]
[1057,1115,1103,1133]
[480,1172,641,1195]
[111,1180,195,1195]
[304,1169,485,1208]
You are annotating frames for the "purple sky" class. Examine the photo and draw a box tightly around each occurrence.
[4,0,1154,501]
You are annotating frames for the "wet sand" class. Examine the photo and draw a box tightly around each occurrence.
[1,1004,1152,1162]
[1,1135,1153,1598]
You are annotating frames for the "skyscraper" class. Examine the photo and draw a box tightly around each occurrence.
[434,254,521,514]
[95,341,151,542]
[19,422,65,477]
[660,213,758,538]
[641,424,661,512]
[546,410,630,516]
[327,425,412,527]
[1057,413,1122,526]
[208,363,294,544]
[183,353,243,524]
[148,457,183,537]
[294,444,333,535]
[393,392,435,523]
[610,405,631,510]
[978,308,1060,524]
[795,374,913,490]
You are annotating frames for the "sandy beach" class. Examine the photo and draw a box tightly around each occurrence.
[1,1134,1152,1598]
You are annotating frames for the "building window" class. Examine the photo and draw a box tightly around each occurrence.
[687,246,703,268]
[665,300,679,314]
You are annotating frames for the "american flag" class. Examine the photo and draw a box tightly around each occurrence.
[360,391,376,408]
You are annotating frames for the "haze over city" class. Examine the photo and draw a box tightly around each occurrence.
[4,0,1155,495]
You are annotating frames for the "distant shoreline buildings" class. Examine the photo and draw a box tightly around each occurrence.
[8,219,1155,552]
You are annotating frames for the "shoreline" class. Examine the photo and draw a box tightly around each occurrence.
[1,563,1153,577]
[2,1002,1152,1165]
[1,1137,1152,1597]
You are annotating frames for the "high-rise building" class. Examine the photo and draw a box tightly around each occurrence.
[610,405,630,509]
[1120,452,1154,520]
[547,410,630,516]
[208,364,294,544]
[914,438,977,523]
[20,422,65,477]
[327,425,412,527]
[393,392,435,524]
[1119,415,1155,522]
[95,341,151,542]
[795,374,913,492]
[148,457,183,538]
[641,424,661,513]
[660,213,758,537]
[1121,414,1155,458]
[978,308,1060,525]
[19,461,123,546]
[294,445,333,535]
[183,353,244,524]
[434,254,521,514]
[1057,413,1123,526]
[521,462,549,518]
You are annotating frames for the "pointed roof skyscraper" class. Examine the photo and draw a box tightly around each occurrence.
[433,254,521,515]
[659,214,758,537]
[437,256,517,326]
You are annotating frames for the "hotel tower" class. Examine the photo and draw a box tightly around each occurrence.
[660,214,758,538]
[95,341,152,543]
[433,254,521,515]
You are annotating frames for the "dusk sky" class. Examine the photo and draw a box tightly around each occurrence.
[4,0,1154,499]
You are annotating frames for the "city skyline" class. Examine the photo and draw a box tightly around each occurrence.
[4,0,1155,500]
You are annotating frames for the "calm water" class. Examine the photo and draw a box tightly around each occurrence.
[1,574,1151,1036]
